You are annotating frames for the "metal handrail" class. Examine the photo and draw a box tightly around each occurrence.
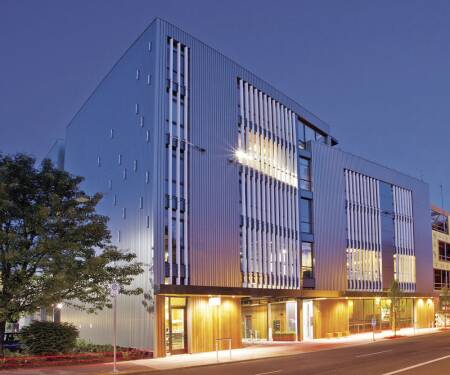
[215,338,232,362]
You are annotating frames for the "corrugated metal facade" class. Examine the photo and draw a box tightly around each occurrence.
[64,21,159,349]
[61,18,333,350]
[311,142,433,294]
[154,20,332,289]
[59,18,434,351]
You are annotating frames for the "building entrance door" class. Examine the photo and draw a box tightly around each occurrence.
[165,297,187,354]
[303,300,314,340]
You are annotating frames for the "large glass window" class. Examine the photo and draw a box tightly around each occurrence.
[432,210,449,234]
[301,242,313,279]
[297,118,328,149]
[439,241,450,262]
[300,198,313,233]
[299,157,311,191]
[434,269,450,290]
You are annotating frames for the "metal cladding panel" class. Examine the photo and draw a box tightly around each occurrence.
[155,19,332,288]
[311,142,433,294]
[64,22,159,349]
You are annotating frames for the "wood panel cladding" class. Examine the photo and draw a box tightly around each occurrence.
[313,299,349,338]
[188,296,242,353]
[414,299,435,328]
[154,295,166,357]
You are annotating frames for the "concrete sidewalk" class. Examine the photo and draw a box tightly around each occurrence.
[2,327,438,375]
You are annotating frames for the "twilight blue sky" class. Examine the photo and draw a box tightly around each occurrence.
[1,0,449,207]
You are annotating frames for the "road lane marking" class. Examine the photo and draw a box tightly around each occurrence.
[355,349,393,358]
[255,371,282,375]
[382,354,450,374]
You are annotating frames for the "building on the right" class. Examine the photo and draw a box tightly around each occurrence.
[431,205,450,290]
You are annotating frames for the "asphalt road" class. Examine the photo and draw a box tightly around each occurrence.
[158,331,450,375]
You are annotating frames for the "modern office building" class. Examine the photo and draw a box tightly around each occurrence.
[431,205,450,290]
[54,18,435,356]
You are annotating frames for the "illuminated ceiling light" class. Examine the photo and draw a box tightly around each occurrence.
[208,297,221,306]
[56,303,64,309]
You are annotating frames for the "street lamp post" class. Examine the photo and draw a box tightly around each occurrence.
[110,282,119,374]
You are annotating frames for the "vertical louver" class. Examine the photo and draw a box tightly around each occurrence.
[166,38,189,285]
[237,79,300,289]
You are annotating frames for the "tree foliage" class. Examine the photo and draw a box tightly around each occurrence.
[20,321,79,355]
[0,153,144,354]
[387,280,404,336]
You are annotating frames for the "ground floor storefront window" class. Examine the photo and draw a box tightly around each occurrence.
[241,299,298,341]
[349,298,418,333]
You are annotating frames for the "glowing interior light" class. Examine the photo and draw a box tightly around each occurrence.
[208,297,221,306]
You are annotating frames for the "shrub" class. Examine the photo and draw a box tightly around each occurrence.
[73,338,114,353]
[20,321,79,355]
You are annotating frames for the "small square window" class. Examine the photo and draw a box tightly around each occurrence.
[145,171,150,184]
[148,41,152,52]
[135,103,139,114]
[133,160,138,172]
[110,128,114,139]
[146,130,150,143]
[140,116,144,127]
[136,69,140,80]
[146,215,150,228]
[147,74,152,85]
[122,207,126,219]
[108,179,112,190]
[97,155,101,167]
[123,168,127,180]
[140,196,144,209]
[118,154,122,165]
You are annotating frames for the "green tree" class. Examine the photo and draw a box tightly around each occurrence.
[388,280,404,336]
[0,154,144,356]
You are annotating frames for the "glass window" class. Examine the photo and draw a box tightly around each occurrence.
[432,210,449,234]
[299,157,311,191]
[301,242,313,279]
[434,269,450,290]
[379,182,394,213]
[300,198,312,233]
[439,241,450,262]
[297,119,305,149]
[305,125,316,143]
